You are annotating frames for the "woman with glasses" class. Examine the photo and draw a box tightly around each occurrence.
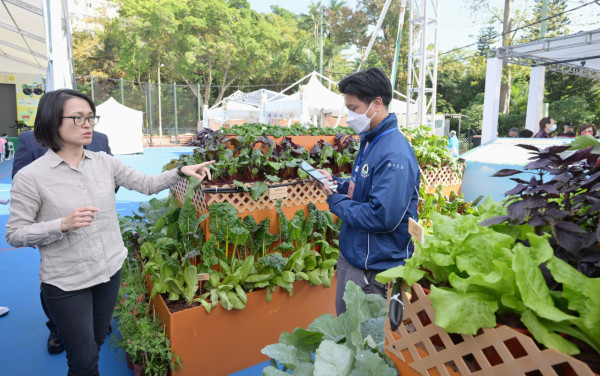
[6,89,214,376]
[577,123,598,138]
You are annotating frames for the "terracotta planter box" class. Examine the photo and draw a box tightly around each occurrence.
[420,163,464,197]
[384,282,597,376]
[150,277,337,376]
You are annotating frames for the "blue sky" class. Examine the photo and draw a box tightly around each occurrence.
[247,0,600,53]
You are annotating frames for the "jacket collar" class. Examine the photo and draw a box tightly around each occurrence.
[360,113,398,143]
[46,148,94,168]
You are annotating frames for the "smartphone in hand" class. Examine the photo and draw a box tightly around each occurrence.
[300,161,337,192]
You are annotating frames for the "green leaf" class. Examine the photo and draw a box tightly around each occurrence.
[251,182,269,201]
[208,202,238,243]
[360,317,386,351]
[429,286,498,335]
[513,244,577,323]
[261,344,299,371]
[520,309,580,356]
[314,340,354,376]
[375,265,426,286]
[349,349,397,376]
[568,134,600,151]
[262,366,289,376]
[233,180,249,191]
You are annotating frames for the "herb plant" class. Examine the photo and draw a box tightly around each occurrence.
[480,142,600,278]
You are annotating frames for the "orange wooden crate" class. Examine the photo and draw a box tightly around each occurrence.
[150,277,337,376]
[420,163,465,197]
[171,179,330,240]
[384,282,597,376]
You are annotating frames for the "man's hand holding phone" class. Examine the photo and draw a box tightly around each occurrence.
[300,161,336,197]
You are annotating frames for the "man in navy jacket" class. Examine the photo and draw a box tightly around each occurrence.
[12,129,114,355]
[316,68,420,315]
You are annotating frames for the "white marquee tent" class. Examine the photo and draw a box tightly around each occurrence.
[95,97,144,155]
[206,100,260,124]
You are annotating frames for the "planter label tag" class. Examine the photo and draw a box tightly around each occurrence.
[269,186,288,200]
[198,273,210,281]
[408,218,425,244]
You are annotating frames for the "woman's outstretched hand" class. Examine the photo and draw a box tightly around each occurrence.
[180,160,216,182]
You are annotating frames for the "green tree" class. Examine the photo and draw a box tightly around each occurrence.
[476,26,497,57]
[523,0,570,41]
[549,96,597,126]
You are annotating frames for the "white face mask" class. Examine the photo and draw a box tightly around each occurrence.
[346,102,377,134]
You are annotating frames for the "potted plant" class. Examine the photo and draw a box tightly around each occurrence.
[110,256,181,376]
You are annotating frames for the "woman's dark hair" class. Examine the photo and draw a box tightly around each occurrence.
[34,89,95,152]
[577,123,597,136]
[538,117,553,131]
[338,67,392,107]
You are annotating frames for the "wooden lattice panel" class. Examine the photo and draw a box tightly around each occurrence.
[385,282,595,376]
[171,179,327,214]
[420,164,465,189]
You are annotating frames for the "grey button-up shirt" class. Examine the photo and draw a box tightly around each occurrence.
[6,149,181,291]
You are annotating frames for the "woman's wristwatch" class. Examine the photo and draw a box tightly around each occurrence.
[177,164,187,178]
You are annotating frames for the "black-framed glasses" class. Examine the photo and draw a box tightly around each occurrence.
[61,116,100,127]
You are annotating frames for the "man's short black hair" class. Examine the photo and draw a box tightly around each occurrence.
[519,129,534,138]
[338,68,392,107]
[34,89,95,152]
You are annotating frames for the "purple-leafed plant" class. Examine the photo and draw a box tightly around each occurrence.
[479,143,600,278]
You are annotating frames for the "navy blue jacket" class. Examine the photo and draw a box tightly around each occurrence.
[12,130,112,178]
[327,113,420,271]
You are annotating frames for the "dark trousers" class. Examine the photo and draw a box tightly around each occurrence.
[41,269,122,376]
[335,253,387,316]
[41,289,58,334]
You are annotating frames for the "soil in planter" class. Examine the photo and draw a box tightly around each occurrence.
[162,293,202,313]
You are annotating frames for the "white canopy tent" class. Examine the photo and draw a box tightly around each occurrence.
[0,0,75,89]
[264,72,346,125]
[206,100,260,124]
[95,97,144,155]
[482,29,600,144]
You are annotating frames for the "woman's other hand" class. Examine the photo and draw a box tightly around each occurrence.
[61,206,99,232]
[180,160,216,182]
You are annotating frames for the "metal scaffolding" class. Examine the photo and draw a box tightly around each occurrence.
[406,0,440,128]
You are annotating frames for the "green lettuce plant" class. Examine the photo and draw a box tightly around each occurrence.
[261,281,397,376]
[376,197,600,358]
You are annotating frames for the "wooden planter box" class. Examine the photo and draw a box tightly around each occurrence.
[420,163,465,197]
[150,277,337,376]
[171,179,329,240]
[384,282,597,376]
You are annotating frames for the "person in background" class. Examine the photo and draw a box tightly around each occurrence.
[508,127,518,137]
[447,130,459,157]
[6,88,215,376]
[0,133,6,160]
[518,129,534,138]
[534,117,556,138]
[557,122,576,138]
[312,68,420,315]
[578,124,598,138]
[12,116,115,356]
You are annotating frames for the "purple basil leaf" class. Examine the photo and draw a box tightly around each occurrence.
[493,169,523,177]
[546,208,569,220]
[555,221,587,234]
[553,173,572,183]
[517,144,541,152]
[478,216,511,227]
[561,147,593,166]
[528,216,547,227]
[507,200,528,223]
[525,158,554,170]
[510,177,530,184]
[555,230,582,253]
[545,145,572,155]
[504,184,527,196]
[523,196,547,209]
